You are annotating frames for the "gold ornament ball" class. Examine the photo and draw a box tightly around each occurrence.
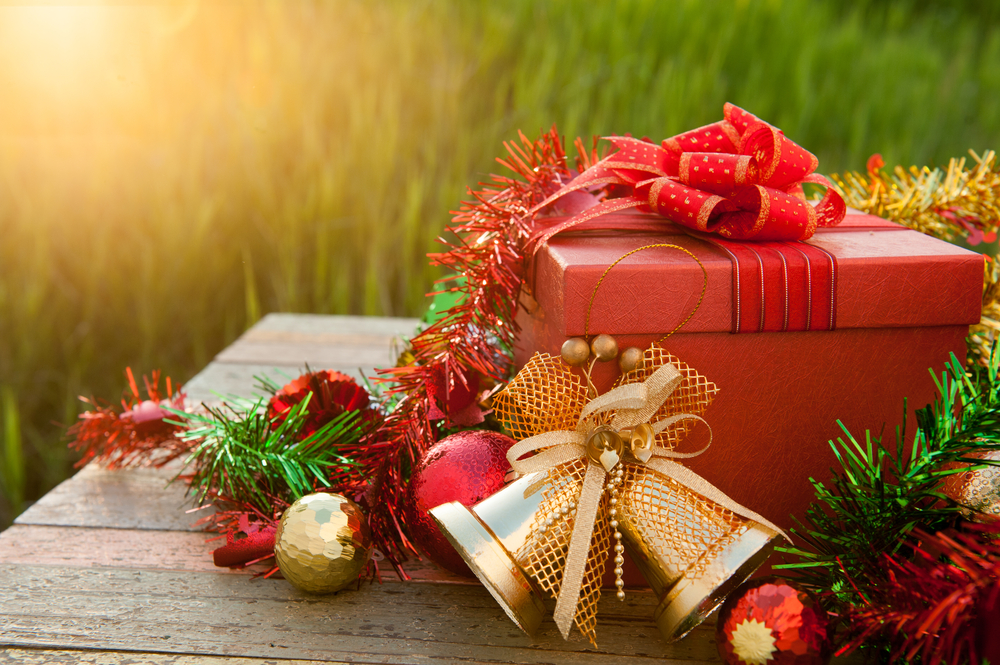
[561,337,591,366]
[591,334,619,362]
[941,449,1000,522]
[274,492,372,594]
[619,346,644,374]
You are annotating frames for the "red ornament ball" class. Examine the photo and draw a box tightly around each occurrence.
[716,577,831,665]
[405,430,515,576]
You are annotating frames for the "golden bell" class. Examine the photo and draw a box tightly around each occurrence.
[616,464,780,641]
[431,456,780,643]
[430,471,561,635]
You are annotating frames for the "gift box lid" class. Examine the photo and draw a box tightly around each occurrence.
[531,208,984,336]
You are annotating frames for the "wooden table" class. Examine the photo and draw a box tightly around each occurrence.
[0,314,740,664]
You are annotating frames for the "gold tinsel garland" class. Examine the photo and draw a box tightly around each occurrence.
[831,150,1000,365]
[972,259,1000,366]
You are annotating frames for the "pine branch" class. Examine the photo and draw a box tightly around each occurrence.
[170,395,361,515]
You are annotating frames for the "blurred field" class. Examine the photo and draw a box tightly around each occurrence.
[1,0,999,527]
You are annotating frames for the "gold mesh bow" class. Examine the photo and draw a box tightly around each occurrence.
[493,345,786,645]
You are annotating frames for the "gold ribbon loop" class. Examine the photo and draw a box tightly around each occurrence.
[650,414,710,449]
[580,363,682,427]
[553,462,606,637]
[508,432,584,475]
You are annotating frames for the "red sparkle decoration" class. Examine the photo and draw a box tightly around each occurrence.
[212,514,278,569]
[837,524,1000,665]
[67,368,189,469]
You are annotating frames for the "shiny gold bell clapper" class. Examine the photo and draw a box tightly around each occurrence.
[431,463,778,641]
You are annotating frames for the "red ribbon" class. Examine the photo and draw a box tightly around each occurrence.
[697,234,838,333]
[531,103,846,248]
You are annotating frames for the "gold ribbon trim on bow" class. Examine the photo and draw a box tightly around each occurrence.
[493,345,787,645]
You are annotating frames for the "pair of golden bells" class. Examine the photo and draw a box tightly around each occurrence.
[431,346,786,645]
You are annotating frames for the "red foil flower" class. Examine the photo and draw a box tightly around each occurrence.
[212,512,278,569]
[267,370,374,437]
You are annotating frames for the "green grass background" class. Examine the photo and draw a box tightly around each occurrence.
[1,0,998,527]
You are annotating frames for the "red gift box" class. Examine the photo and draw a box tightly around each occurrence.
[514,208,983,529]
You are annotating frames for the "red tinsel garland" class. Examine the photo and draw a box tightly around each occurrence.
[327,129,599,575]
[836,523,1000,665]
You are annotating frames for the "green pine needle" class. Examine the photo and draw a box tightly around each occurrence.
[167,394,361,515]
[775,343,1000,615]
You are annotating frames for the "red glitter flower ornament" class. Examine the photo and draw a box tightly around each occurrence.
[267,370,375,438]
[716,576,831,665]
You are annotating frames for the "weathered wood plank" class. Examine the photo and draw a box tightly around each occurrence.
[0,525,473,585]
[7,449,477,582]
[183,363,336,406]
[14,464,199,532]
[0,564,720,664]
[182,314,417,406]
[212,313,416,369]
[213,342,398,370]
[237,314,420,338]
[0,525,227,574]
[239,329,402,347]
[0,648,338,664]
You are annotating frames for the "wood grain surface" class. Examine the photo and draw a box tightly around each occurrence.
[0,314,796,664]
[0,523,472,585]
[0,563,719,664]
[14,463,199,532]
[182,314,418,406]
[0,649,340,665]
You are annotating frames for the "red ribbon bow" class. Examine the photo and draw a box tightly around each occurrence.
[532,103,846,247]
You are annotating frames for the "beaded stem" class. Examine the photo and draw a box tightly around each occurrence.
[608,464,626,600]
